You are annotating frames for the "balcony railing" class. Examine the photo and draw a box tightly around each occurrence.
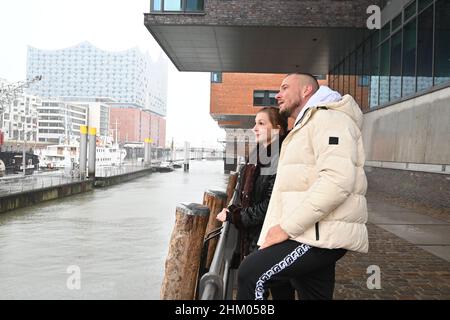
[150,0,204,13]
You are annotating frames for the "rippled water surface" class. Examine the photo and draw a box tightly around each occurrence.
[0,160,227,299]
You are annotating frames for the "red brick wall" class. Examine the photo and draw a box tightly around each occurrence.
[140,111,151,142]
[211,73,286,116]
[158,117,166,148]
[110,108,140,143]
[110,108,166,145]
[211,73,328,129]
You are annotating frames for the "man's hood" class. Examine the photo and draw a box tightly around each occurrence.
[323,93,364,129]
[308,86,363,129]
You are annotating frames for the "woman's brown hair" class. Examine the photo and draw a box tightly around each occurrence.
[257,107,288,137]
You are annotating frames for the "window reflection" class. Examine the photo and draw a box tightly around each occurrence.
[164,0,183,11]
[434,0,450,85]
[390,32,402,100]
[417,6,433,91]
[330,0,449,110]
[403,20,417,96]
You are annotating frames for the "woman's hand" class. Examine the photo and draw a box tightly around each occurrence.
[216,208,228,222]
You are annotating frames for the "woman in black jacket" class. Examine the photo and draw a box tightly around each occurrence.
[217,107,287,256]
[217,107,293,299]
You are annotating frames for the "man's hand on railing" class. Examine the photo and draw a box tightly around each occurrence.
[260,224,289,249]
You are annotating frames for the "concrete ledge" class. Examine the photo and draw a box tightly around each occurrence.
[0,179,95,214]
[365,166,450,210]
[366,160,449,174]
[94,167,153,188]
[0,167,157,214]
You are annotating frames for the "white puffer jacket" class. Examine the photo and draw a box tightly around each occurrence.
[257,94,369,253]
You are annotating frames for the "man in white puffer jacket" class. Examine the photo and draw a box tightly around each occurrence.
[237,73,369,300]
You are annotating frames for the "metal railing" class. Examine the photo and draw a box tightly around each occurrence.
[198,162,245,300]
[0,163,151,196]
[0,171,81,196]
[199,221,239,300]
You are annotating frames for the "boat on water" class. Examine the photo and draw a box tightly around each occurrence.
[0,151,39,176]
[158,161,175,172]
[36,141,126,169]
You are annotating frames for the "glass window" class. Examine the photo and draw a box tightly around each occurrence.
[390,31,402,100]
[349,52,357,98]
[405,1,417,21]
[164,0,182,11]
[402,19,417,96]
[417,6,434,91]
[186,0,204,11]
[362,37,372,110]
[253,91,274,107]
[392,13,403,31]
[356,46,364,107]
[370,36,380,108]
[434,0,450,85]
[379,41,391,104]
[381,23,391,41]
[343,56,350,94]
[339,62,344,94]
[315,74,327,80]
[268,92,278,106]
[418,0,433,12]
[211,72,222,83]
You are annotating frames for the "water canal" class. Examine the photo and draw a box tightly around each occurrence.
[0,160,227,299]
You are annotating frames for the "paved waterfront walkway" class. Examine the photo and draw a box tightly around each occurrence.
[334,191,450,300]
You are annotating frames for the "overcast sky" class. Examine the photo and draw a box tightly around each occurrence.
[0,0,225,148]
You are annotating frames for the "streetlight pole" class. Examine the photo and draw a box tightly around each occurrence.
[22,127,26,176]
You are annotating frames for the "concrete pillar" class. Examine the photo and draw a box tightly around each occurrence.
[184,141,190,172]
[88,127,97,179]
[160,203,210,300]
[79,125,88,179]
[144,138,152,166]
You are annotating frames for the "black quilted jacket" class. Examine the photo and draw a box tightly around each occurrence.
[227,136,283,258]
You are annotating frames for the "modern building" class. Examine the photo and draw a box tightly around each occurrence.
[26,41,168,117]
[109,105,166,148]
[1,94,39,145]
[210,72,328,171]
[60,97,112,138]
[145,0,450,208]
[37,99,88,144]
[210,73,328,128]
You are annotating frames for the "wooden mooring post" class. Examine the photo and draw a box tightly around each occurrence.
[160,203,210,300]
[225,171,238,204]
[203,189,228,269]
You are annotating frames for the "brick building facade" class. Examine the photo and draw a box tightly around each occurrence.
[110,106,166,148]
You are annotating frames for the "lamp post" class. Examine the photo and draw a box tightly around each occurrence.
[22,126,26,176]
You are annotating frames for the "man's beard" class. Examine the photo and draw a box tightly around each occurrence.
[279,104,293,119]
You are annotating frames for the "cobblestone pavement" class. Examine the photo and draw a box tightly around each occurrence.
[334,191,450,300]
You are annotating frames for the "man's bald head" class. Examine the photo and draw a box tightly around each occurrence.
[275,73,320,120]
[288,73,320,95]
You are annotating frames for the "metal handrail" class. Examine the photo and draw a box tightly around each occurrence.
[199,162,245,300]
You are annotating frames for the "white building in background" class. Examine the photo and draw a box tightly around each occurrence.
[37,99,88,144]
[26,41,168,117]
[60,97,112,139]
[1,94,39,144]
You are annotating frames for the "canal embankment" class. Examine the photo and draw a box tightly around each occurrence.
[0,164,174,214]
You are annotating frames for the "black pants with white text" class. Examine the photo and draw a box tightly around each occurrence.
[237,240,346,300]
